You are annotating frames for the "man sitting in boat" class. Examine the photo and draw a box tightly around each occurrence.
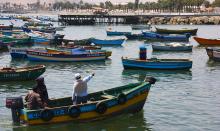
[72,73,95,104]
[34,77,49,106]
[25,86,44,110]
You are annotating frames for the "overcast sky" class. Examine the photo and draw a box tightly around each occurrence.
[0,0,214,4]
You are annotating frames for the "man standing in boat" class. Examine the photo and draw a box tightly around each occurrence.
[72,73,95,104]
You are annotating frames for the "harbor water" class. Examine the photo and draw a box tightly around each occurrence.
[0,24,220,131]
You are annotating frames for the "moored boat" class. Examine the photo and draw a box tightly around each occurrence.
[206,47,220,61]
[6,77,156,125]
[122,58,192,70]
[122,45,192,70]
[58,44,101,50]
[131,25,151,30]
[143,32,190,42]
[26,50,108,62]
[125,33,145,40]
[106,30,131,36]
[89,38,125,45]
[0,65,46,81]
[155,27,198,35]
[194,36,220,45]
[151,43,193,51]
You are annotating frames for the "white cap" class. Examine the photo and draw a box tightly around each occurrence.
[74,73,81,79]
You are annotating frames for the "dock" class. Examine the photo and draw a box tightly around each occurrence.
[58,14,220,25]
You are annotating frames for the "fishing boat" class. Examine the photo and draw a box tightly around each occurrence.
[58,44,101,50]
[151,43,193,51]
[155,27,198,35]
[9,47,46,58]
[0,25,13,31]
[26,49,108,62]
[122,58,192,70]
[6,77,156,125]
[106,30,131,36]
[122,45,192,70]
[131,25,151,30]
[10,47,111,59]
[142,32,190,42]
[0,65,46,81]
[194,36,220,45]
[89,38,125,45]
[125,33,145,40]
[206,47,220,61]
[0,34,32,44]
[46,48,112,59]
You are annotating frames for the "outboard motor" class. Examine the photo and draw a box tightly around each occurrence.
[6,97,24,124]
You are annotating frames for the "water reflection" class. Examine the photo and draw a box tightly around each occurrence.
[13,111,152,131]
[10,59,112,71]
[0,81,35,93]
[122,69,192,82]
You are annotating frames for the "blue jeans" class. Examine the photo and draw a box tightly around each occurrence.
[73,96,88,104]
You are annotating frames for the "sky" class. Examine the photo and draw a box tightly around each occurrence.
[0,0,158,4]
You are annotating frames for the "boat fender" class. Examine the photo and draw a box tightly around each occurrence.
[117,93,127,105]
[68,106,81,118]
[96,102,107,114]
[144,77,157,84]
[40,109,54,121]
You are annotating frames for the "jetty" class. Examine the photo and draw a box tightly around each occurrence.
[58,13,220,25]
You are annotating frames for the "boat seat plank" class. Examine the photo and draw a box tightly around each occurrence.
[101,95,115,99]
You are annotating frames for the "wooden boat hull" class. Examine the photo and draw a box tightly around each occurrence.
[143,32,190,42]
[152,44,193,51]
[206,47,220,61]
[106,31,131,36]
[15,81,154,125]
[27,50,107,62]
[0,65,46,81]
[122,58,192,70]
[89,38,125,45]
[194,37,220,45]
[0,36,32,44]
[156,27,198,35]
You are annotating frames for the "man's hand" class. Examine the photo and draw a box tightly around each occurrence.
[92,73,95,76]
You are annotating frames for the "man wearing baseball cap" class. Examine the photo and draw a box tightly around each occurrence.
[72,73,95,104]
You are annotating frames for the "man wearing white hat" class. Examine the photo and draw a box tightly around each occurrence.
[72,73,95,104]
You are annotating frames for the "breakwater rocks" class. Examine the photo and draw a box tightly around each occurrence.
[145,16,220,25]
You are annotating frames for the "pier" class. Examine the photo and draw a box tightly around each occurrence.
[58,14,220,25]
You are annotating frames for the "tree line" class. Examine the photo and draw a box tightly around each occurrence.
[52,0,220,12]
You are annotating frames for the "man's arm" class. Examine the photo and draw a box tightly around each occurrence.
[83,73,95,83]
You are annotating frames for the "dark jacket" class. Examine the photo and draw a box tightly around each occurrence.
[35,77,49,103]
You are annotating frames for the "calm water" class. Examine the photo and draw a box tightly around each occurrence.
[0,24,220,131]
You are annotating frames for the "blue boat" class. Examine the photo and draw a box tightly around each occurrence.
[106,30,131,36]
[122,58,192,70]
[89,38,125,45]
[122,45,192,70]
[26,50,107,62]
[125,33,145,40]
[142,32,190,42]
[9,47,46,58]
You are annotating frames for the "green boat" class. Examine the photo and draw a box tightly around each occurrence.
[0,35,32,44]
[0,65,46,81]
[6,77,156,125]
[155,27,198,35]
